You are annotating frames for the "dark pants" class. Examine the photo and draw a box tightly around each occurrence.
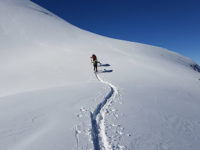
[94,62,98,72]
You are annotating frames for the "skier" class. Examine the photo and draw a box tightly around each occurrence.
[90,54,100,72]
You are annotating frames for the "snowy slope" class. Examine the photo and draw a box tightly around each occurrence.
[0,0,200,150]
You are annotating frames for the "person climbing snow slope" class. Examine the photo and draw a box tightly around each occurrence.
[90,54,100,72]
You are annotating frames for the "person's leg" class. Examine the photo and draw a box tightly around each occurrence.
[93,64,95,71]
[94,63,98,72]
[95,66,98,72]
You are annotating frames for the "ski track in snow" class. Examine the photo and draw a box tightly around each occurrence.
[74,125,80,150]
[90,73,118,150]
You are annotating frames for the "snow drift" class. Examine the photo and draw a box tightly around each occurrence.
[0,0,200,150]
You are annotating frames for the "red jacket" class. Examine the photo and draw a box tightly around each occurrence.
[90,55,97,61]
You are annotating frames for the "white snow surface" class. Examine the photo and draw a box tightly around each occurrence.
[0,0,200,150]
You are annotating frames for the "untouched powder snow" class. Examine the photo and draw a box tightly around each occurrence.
[0,0,200,150]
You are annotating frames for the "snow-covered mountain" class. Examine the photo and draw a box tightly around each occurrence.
[0,0,200,150]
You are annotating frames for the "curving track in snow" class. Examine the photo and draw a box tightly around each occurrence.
[90,73,118,150]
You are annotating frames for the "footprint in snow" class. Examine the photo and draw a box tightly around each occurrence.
[80,107,87,112]
[77,114,83,118]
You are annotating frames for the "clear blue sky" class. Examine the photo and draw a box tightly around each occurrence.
[32,0,200,64]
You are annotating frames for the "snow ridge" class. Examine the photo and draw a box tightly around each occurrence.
[90,73,118,150]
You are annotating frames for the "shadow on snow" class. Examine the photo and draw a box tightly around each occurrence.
[99,64,111,67]
[97,69,113,73]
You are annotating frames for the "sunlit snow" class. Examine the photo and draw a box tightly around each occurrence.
[0,0,200,150]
